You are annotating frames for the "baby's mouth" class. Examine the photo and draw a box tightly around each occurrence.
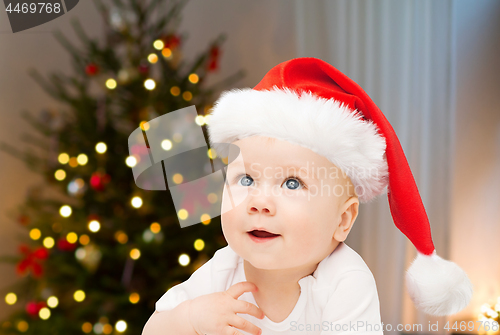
[248,230,281,238]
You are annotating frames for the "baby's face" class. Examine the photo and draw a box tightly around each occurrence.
[220,135,358,272]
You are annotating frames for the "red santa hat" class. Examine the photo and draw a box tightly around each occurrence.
[206,57,472,316]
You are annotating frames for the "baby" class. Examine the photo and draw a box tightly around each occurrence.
[142,57,472,335]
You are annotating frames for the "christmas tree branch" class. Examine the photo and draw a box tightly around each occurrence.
[144,0,163,17]
[53,30,82,62]
[70,18,91,46]
[19,134,50,152]
[0,142,47,175]
[19,110,53,137]
[28,69,60,101]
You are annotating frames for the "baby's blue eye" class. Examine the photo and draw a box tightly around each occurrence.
[282,178,304,190]
[237,175,254,187]
[234,174,305,190]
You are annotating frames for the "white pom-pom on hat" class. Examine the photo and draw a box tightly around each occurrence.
[406,251,473,316]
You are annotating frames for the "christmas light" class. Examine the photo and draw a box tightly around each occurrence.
[182,91,192,101]
[79,234,90,245]
[39,307,51,319]
[481,304,490,313]
[66,232,78,244]
[60,205,72,217]
[75,248,86,260]
[125,156,137,168]
[177,209,188,220]
[194,239,205,251]
[153,40,164,50]
[88,220,100,233]
[54,169,66,181]
[173,133,182,142]
[5,293,17,305]
[58,153,69,164]
[139,121,150,131]
[68,178,85,196]
[95,142,107,154]
[200,214,211,225]
[144,79,156,90]
[178,254,190,266]
[162,48,172,58]
[105,79,117,89]
[147,53,158,64]
[115,231,128,244]
[69,157,78,168]
[188,73,199,84]
[170,86,180,96]
[82,322,93,333]
[204,105,213,114]
[150,222,161,233]
[142,229,154,242]
[103,323,113,333]
[115,320,127,332]
[207,148,217,159]
[131,196,142,208]
[93,322,103,334]
[130,248,141,260]
[172,173,183,184]
[74,290,85,302]
[29,228,41,240]
[161,139,172,151]
[17,320,28,332]
[204,114,212,125]
[77,154,88,165]
[47,296,58,308]
[43,237,55,248]
[207,193,217,204]
[129,292,140,304]
[195,115,205,126]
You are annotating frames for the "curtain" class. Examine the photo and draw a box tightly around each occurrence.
[294,0,455,333]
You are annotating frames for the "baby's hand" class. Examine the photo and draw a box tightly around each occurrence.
[188,281,265,335]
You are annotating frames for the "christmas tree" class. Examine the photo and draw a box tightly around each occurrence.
[0,0,244,333]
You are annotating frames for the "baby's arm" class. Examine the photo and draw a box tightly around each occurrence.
[320,270,383,335]
[142,282,265,335]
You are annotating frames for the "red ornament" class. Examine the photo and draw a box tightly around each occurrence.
[90,171,111,192]
[207,46,221,72]
[16,244,49,278]
[57,237,77,252]
[85,63,99,76]
[162,34,181,49]
[26,301,47,317]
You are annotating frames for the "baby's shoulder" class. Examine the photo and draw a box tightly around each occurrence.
[312,242,374,287]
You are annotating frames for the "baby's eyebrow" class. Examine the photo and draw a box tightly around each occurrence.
[229,161,318,180]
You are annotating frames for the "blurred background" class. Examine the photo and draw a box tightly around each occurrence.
[0,0,499,334]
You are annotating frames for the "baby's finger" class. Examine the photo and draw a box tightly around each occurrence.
[234,299,265,320]
[228,315,262,335]
[226,281,258,300]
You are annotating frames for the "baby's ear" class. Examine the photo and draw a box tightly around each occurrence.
[333,197,359,242]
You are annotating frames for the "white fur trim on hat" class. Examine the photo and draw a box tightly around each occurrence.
[406,251,473,316]
[207,87,389,203]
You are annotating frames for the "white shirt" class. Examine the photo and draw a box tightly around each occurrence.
[156,242,383,334]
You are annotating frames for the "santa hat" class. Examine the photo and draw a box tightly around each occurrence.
[206,57,472,316]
